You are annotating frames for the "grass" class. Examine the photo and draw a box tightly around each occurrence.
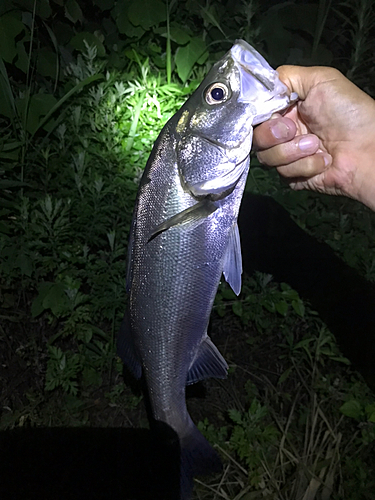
[1,1,375,498]
[192,288,375,499]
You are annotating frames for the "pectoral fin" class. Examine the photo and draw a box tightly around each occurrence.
[222,222,243,296]
[148,199,218,242]
[186,335,228,385]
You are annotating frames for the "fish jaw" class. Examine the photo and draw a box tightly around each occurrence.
[231,39,298,124]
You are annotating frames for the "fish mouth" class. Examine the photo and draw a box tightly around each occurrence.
[230,40,298,114]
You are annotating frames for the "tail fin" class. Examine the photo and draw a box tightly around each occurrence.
[152,419,222,499]
[180,424,222,500]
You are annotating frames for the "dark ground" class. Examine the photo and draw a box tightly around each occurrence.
[1,193,375,499]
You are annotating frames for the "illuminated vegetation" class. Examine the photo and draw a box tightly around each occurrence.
[1,1,375,498]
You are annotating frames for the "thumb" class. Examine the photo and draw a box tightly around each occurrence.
[276,65,340,101]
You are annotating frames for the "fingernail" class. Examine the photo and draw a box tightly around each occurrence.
[270,121,290,139]
[298,136,318,152]
[323,154,331,167]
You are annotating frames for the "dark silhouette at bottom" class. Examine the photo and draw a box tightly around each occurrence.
[0,426,180,500]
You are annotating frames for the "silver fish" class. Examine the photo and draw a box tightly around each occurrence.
[118,40,297,498]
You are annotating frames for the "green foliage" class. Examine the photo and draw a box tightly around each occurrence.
[339,381,375,430]
[0,7,191,416]
[197,309,375,499]
[1,2,375,499]
[45,346,82,395]
[228,398,279,488]
[215,273,306,334]
[198,417,228,447]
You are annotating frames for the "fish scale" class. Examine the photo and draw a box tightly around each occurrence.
[118,39,297,499]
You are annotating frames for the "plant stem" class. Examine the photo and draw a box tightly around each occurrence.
[126,90,146,152]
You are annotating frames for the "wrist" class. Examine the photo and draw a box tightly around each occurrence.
[351,144,375,212]
[354,168,375,212]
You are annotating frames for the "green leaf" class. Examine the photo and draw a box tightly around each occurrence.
[221,288,236,300]
[278,366,293,384]
[128,0,167,30]
[15,0,52,19]
[0,0,15,16]
[42,283,70,316]
[365,403,375,422]
[340,400,363,420]
[281,288,299,300]
[200,4,226,36]
[114,2,144,37]
[292,299,305,317]
[175,37,207,82]
[168,25,191,45]
[82,366,102,386]
[275,300,288,316]
[228,408,243,425]
[2,293,14,308]
[70,32,106,57]
[31,282,70,317]
[0,14,25,63]
[16,93,58,135]
[0,222,10,234]
[37,47,58,78]
[14,253,33,277]
[14,40,29,73]
[65,0,83,23]
[37,0,52,19]
[0,57,16,119]
[93,0,114,9]
[330,356,351,365]
[0,143,23,155]
[216,304,226,317]
[232,300,243,317]
[31,73,104,138]
[31,282,54,317]
[294,338,313,350]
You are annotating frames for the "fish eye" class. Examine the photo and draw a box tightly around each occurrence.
[204,83,229,105]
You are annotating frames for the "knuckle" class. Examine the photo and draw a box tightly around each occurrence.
[253,123,270,150]
[255,151,267,165]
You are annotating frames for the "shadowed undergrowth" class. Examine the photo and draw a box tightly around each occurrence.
[1,1,375,499]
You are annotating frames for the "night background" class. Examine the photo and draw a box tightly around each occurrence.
[1,0,375,498]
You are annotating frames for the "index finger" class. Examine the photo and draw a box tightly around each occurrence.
[253,114,297,151]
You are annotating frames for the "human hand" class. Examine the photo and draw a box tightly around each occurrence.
[253,66,375,211]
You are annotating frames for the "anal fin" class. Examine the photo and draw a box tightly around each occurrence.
[186,335,228,386]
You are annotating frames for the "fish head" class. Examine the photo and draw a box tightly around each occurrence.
[230,40,298,124]
[175,40,297,196]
